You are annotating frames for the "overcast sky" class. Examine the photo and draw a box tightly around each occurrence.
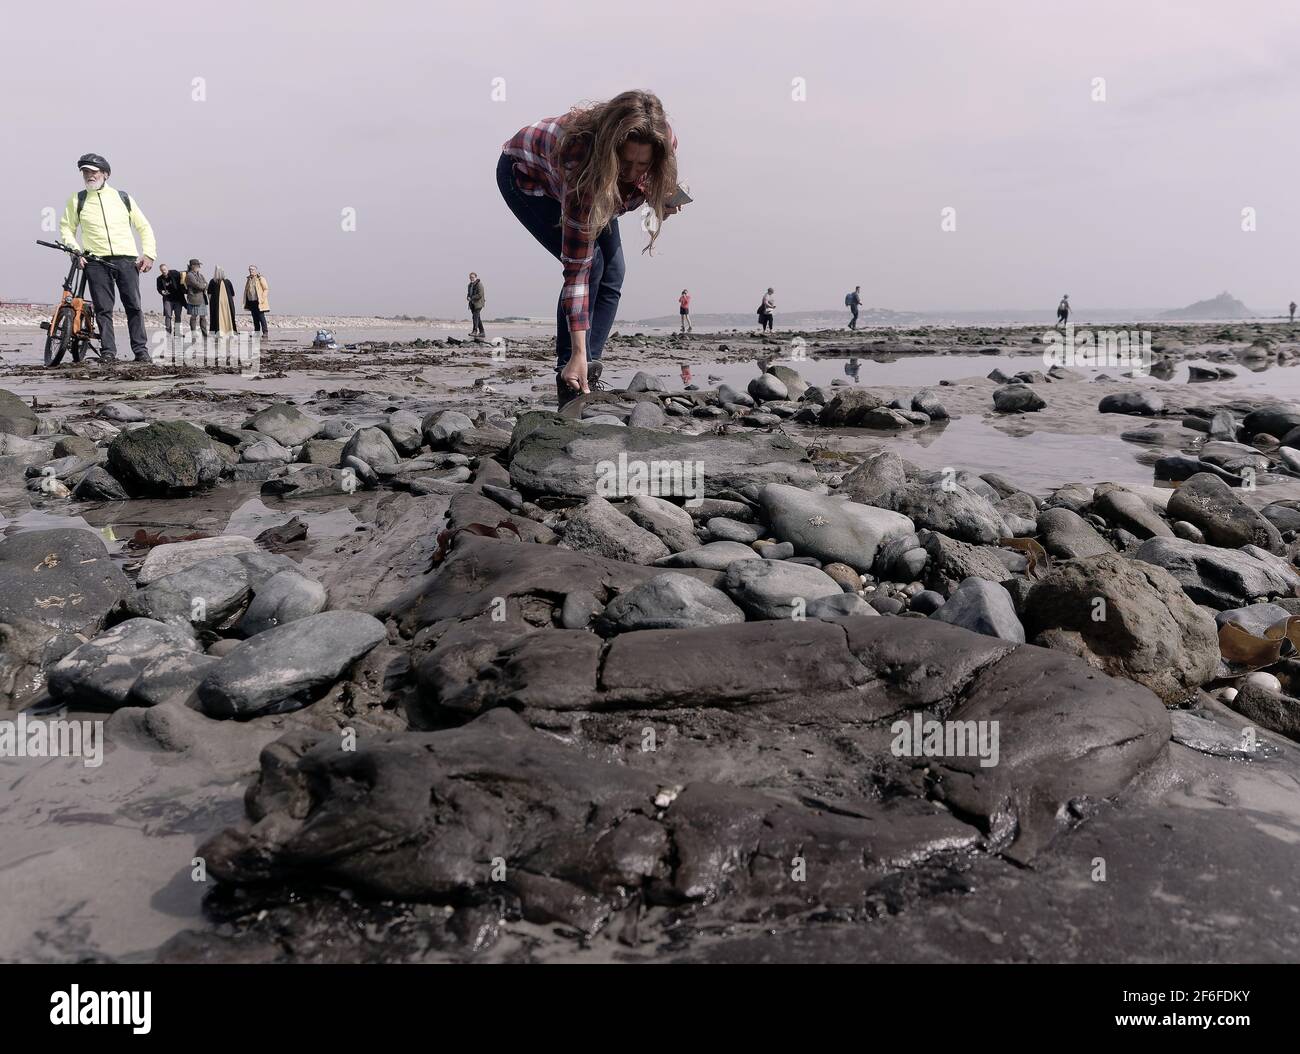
[4,0,1299,318]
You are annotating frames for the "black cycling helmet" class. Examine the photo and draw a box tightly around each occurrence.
[77,152,111,175]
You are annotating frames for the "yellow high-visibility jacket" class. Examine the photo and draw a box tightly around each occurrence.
[59,183,157,260]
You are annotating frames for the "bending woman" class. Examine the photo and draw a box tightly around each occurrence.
[498,90,681,406]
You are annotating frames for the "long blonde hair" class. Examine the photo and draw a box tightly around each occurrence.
[556,89,677,256]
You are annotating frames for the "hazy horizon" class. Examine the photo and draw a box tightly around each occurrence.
[4,0,1299,319]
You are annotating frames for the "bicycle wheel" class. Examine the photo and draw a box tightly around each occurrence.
[44,307,72,367]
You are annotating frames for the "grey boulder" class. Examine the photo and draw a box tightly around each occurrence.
[49,618,201,709]
[237,570,328,637]
[656,541,761,571]
[198,610,387,718]
[721,558,842,619]
[873,482,1009,545]
[245,403,321,447]
[623,495,699,553]
[342,426,400,468]
[930,577,1024,642]
[560,496,671,565]
[758,483,914,572]
[993,384,1045,412]
[107,421,225,494]
[1023,553,1218,705]
[1134,536,1300,609]
[600,573,745,632]
[1165,472,1284,554]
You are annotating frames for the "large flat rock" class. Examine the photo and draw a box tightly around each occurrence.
[0,528,131,640]
[507,411,818,499]
[202,606,1170,935]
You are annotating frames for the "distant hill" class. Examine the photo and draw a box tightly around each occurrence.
[1160,292,1255,320]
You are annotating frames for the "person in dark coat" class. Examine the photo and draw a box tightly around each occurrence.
[156,265,184,334]
[207,265,238,337]
[467,272,486,337]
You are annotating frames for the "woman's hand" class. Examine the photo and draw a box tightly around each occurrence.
[561,332,590,394]
[663,204,682,217]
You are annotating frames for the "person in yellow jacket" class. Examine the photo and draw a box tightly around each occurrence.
[59,152,156,363]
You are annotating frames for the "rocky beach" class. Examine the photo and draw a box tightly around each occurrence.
[3,319,1300,964]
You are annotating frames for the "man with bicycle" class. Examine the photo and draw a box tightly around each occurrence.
[58,152,157,363]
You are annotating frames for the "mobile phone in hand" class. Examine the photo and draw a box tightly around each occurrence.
[667,184,693,208]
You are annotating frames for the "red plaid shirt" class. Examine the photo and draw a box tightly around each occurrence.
[503,114,677,334]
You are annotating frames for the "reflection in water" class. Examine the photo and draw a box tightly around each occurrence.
[225,497,360,540]
[1,485,364,573]
[0,508,106,542]
[844,357,861,381]
[807,415,1153,493]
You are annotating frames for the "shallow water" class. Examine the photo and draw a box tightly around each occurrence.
[0,483,364,578]
[801,415,1159,493]
[598,351,1300,398]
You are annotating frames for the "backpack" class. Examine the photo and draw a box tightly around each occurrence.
[76,189,132,217]
[845,292,853,306]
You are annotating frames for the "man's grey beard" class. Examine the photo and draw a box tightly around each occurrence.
[84,175,105,189]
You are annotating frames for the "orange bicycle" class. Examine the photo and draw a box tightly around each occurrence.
[37,238,101,366]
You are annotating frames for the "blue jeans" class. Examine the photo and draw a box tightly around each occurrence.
[496,152,624,370]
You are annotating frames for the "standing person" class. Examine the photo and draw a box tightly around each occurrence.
[498,90,682,406]
[59,152,156,363]
[679,288,692,332]
[758,288,776,333]
[156,265,184,335]
[244,266,270,337]
[184,259,209,337]
[1057,294,1070,326]
[847,285,863,330]
[467,272,486,337]
[1290,300,1296,323]
[208,266,237,338]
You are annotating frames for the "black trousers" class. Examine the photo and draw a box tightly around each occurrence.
[849,305,859,329]
[162,299,183,329]
[247,302,269,336]
[470,307,483,334]
[86,256,148,359]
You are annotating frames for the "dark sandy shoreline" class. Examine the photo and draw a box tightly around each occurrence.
[2,320,1300,963]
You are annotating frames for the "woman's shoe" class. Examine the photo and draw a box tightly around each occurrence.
[587,360,608,390]
[556,376,575,409]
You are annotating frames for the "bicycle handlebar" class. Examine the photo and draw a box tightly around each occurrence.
[36,239,95,259]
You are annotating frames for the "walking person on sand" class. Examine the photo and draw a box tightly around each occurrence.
[467,272,486,338]
[244,266,270,338]
[758,287,775,333]
[1056,294,1070,327]
[498,89,682,406]
[847,285,862,330]
[679,288,692,332]
[208,266,238,338]
[1290,300,1296,324]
